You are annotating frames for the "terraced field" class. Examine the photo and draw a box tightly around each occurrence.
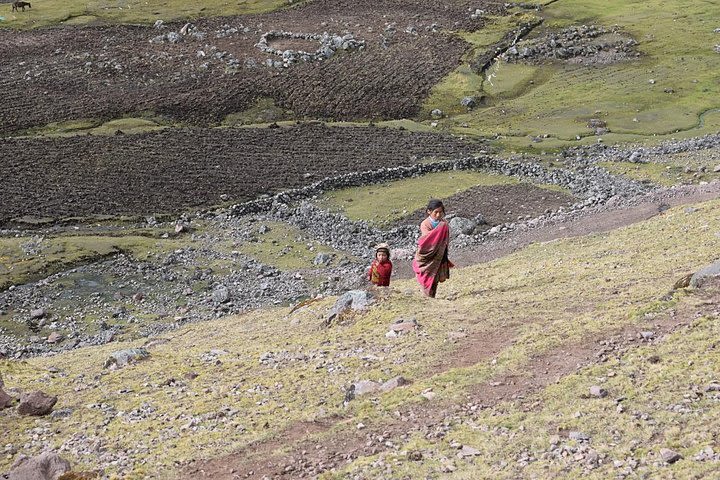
[0,124,477,224]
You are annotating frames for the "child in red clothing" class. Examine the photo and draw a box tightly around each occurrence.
[368,243,393,286]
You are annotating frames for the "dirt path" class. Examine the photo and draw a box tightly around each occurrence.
[179,183,720,479]
[180,279,718,479]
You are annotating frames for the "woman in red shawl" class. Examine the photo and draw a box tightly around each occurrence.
[412,199,454,297]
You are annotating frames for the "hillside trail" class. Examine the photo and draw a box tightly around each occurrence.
[180,182,720,479]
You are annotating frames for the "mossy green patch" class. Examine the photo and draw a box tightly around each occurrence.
[598,161,713,187]
[1,0,296,29]
[431,0,720,151]
[239,221,354,270]
[222,98,295,127]
[320,170,520,226]
[0,230,179,289]
[17,115,172,138]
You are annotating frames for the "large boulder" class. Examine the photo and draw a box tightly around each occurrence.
[449,216,478,237]
[104,348,150,369]
[7,452,71,480]
[690,260,720,288]
[326,290,373,324]
[18,391,57,416]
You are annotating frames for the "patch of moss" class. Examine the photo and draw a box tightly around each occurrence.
[239,221,355,270]
[0,230,180,290]
[429,0,720,151]
[598,161,711,187]
[222,98,295,127]
[1,0,296,29]
[320,171,520,226]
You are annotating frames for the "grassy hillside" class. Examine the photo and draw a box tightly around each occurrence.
[424,0,720,150]
[2,198,719,477]
[0,0,295,29]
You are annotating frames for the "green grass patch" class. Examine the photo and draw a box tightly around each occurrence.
[17,115,171,138]
[598,161,716,187]
[1,0,296,29]
[0,230,179,289]
[239,221,354,270]
[222,98,295,127]
[320,170,520,226]
[431,0,720,151]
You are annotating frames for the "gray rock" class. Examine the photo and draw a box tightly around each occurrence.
[460,96,477,110]
[589,385,608,398]
[18,391,57,416]
[690,260,720,288]
[326,290,373,323]
[569,431,591,442]
[166,31,182,43]
[431,109,444,119]
[449,216,477,236]
[660,448,682,464]
[380,376,409,392]
[104,348,150,369]
[7,452,71,480]
[313,252,333,266]
[30,308,46,320]
[353,380,381,396]
[212,285,230,303]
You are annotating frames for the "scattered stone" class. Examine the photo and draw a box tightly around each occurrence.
[449,216,478,236]
[460,96,477,110]
[705,383,720,392]
[46,332,63,344]
[212,285,230,303]
[7,452,71,480]
[103,348,150,369]
[589,385,608,398]
[639,331,655,340]
[569,431,591,442]
[18,390,57,416]
[326,290,373,324]
[313,252,333,266]
[380,376,409,392]
[30,308,46,319]
[184,371,199,380]
[389,317,418,334]
[352,380,381,396]
[431,109,443,119]
[690,260,720,288]
[660,448,683,464]
[457,445,481,458]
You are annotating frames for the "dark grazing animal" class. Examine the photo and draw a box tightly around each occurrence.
[12,2,32,12]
